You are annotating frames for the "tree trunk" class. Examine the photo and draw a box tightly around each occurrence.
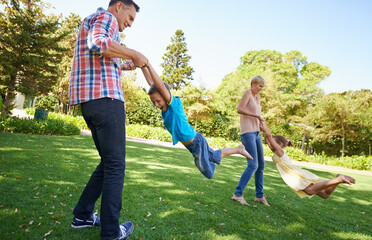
[301,133,306,151]
[1,77,16,118]
[341,122,345,158]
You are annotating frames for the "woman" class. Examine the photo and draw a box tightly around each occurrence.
[231,75,269,206]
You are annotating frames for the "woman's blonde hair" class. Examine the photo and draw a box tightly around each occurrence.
[250,75,265,86]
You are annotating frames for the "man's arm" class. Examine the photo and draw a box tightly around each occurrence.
[102,41,148,68]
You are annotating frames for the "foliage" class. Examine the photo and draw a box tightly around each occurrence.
[174,84,214,130]
[161,29,194,90]
[0,0,69,117]
[25,108,88,130]
[35,95,58,112]
[0,95,3,111]
[53,13,82,114]
[306,90,372,157]
[123,75,164,127]
[127,124,172,142]
[214,50,331,144]
[1,132,371,239]
[0,116,80,135]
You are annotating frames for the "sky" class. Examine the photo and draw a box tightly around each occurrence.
[43,0,372,93]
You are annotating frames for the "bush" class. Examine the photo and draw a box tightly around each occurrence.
[0,95,3,112]
[0,116,80,136]
[24,108,88,130]
[126,102,163,127]
[127,124,172,142]
[284,146,372,171]
[35,95,59,112]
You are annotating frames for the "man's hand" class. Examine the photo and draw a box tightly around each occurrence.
[132,51,148,68]
[120,60,136,71]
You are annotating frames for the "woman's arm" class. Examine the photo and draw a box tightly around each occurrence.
[260,122,284,157]
[147,63,172,103]
[237,90,264,122]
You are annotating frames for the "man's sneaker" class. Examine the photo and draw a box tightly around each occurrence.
[71,213,101,228]
[113,221,134,240]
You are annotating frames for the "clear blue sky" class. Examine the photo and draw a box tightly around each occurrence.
[44,0,372,93]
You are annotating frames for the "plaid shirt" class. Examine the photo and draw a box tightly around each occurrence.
[69,8,124,105]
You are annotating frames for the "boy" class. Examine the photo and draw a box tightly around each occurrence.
[141,64,252,179]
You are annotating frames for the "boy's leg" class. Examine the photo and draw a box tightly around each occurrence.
[221,144,252,159]
[187,133,216,179]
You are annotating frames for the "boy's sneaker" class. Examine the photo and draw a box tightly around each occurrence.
[113,221,134,240]
[71,213,101,228]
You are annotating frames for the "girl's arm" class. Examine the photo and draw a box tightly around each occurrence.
[237,90,264,122]
[141,66,154,86]
[260,122,284,157]
[147,63,172,103]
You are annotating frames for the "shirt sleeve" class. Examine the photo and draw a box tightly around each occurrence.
[87,11,117,55]
[168,95,181,111]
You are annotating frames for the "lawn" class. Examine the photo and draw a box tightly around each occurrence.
[0,132,371,239]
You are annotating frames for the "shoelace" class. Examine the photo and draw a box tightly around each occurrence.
[119,225,127,238]
[92,214,97,225]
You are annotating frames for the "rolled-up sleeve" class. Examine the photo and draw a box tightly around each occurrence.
[87,12,117,54]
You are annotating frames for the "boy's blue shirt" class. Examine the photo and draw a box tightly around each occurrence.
[161,95,196,145]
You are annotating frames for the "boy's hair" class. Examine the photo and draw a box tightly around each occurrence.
[273,135,293,147]
[109,0,140,12]
[250,75,265,86]
[148,82,171,96]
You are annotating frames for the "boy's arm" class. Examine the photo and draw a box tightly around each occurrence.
[260,122,284,156]
[237,90,264,122]
[147,63,172,103]
[141,66,154,86]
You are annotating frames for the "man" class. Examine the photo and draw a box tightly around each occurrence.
[69,1,147,239]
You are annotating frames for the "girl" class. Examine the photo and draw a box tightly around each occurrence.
[260,122,355,199]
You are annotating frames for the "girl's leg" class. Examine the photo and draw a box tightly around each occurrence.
[221,144,252,159]
[303,174,355,198]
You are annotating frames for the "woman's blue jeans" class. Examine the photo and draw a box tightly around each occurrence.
[73,98,126,240]
[234,132,265,198]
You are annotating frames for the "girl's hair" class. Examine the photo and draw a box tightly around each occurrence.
[148,82,171,96]
[109,0,140,11]
[273,135,293,147]
[251,75,265,86]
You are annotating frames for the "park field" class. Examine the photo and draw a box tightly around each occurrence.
[0,132,371,239]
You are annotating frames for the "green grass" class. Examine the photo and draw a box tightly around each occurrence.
[0,132,371,240]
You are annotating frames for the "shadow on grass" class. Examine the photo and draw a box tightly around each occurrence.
[0,132,371,240]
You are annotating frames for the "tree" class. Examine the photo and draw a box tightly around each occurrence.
[0,0,68,117]
[174,84,214,130]
[53,13,82,114]
[214,50,331,144]
[306,90,372,157]
[161,29,194,90]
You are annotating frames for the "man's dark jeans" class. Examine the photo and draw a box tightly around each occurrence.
[73,98,126,240]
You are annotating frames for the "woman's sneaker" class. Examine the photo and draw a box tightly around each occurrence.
[113,221,134,240]
[71,213,101,228]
